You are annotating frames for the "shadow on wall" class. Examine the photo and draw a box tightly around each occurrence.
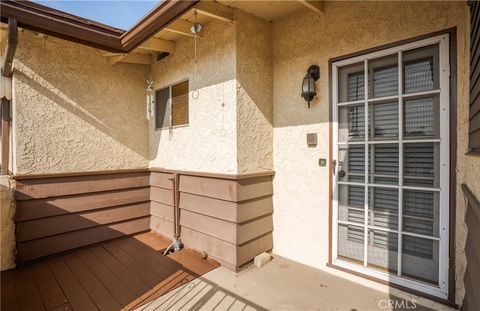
[148,18,238,167]
[149,11,277,173]
[13,31,149,173]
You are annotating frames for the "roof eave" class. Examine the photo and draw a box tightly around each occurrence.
[0,0,199,53]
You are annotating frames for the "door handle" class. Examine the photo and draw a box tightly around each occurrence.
[333,160,337,176]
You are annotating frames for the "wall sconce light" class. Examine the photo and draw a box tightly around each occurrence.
[301,65,320,108]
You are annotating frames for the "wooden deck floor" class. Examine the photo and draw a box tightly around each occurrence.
[0,232,219,311]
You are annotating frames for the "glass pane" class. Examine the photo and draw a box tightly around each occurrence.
[369,101,399,140]
[155,87,170,128]
[403,143,439,188]
[368,229,398,273]
[404,96,439,138]
[338,184,364,224]
[369,144,399,185]
[338,62,364,102]
[171,80,189,126]
[403,44,439,94]
[403,190,439,237]
[338,105,365,142]
[368,186,399,229]
[402,235,439,285]
[338,224,364,264]
[338,145,365,182]
[369,54,398,98]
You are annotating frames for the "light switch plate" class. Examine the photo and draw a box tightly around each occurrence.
[319,158,327,167]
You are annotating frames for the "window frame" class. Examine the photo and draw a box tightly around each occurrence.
[331,34,450,299]
[154,78,190,130]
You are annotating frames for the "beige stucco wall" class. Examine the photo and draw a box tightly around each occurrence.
[149,12,273,174]
[236,12,273,173]
[149,19,238,174]
[0,176,15,270]
[271,1,472,305]
[12,30,149,174]
[456,5,480,304]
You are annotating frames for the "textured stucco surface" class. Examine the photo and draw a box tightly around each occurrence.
[12,31,149,174]
[271,1,472,304]
[150,12,274,174]
[455,7,480,304]
[1,176,15,270]
[149,19,238,174]
[236,11,273,173]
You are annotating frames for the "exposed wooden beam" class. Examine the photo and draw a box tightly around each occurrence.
[109,53,151,66]
[164,19,198,38]
[297,0,325,14]
[108,54,127,65]
[99,51,123,57]
[120,0,199,51]
[137,37,175,53]
[194,1,234,23]
[2,18,17,77]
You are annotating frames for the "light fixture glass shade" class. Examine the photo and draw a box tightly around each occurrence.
[301,73,316,107]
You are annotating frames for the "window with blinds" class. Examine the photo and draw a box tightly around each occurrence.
[334,35,449,297]
[155,80,189,129]
[469,1,480,154]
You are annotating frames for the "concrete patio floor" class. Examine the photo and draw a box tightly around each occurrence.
[135,255,454,311]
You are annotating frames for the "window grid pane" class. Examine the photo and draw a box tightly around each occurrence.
[336,42,443,288]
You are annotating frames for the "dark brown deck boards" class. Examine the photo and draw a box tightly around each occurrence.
[31,261,67,310]
[77,248,137,306]
[90,245,151,296]
[1,270,18,311]
[102,242,162,287]
[14,266,46,311]
[64,254,121,311]
[132,230,171,251]
[48,257,99,311]
[1,232,220,311]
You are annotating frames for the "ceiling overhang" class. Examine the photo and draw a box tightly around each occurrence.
[0,0,199,53]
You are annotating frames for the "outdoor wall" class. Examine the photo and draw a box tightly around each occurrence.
[456,7,480,307]
[12,30,149,175]
[0,176,15,270]
[236,11,273,173]
[149,11,274,175]
[271,1,471,305]
[149,19,238,174]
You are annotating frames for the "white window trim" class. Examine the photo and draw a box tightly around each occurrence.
[331,34,450,299]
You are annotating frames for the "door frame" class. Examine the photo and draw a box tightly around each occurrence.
[327,28,457,306]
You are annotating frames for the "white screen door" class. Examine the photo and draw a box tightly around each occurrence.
[331,34,450,299]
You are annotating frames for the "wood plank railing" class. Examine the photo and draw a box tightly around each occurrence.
[14,170,151,262]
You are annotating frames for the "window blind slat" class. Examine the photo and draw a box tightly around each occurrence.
[347,72,365,101]
[404,58,434,94]
[372,66,398,98]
